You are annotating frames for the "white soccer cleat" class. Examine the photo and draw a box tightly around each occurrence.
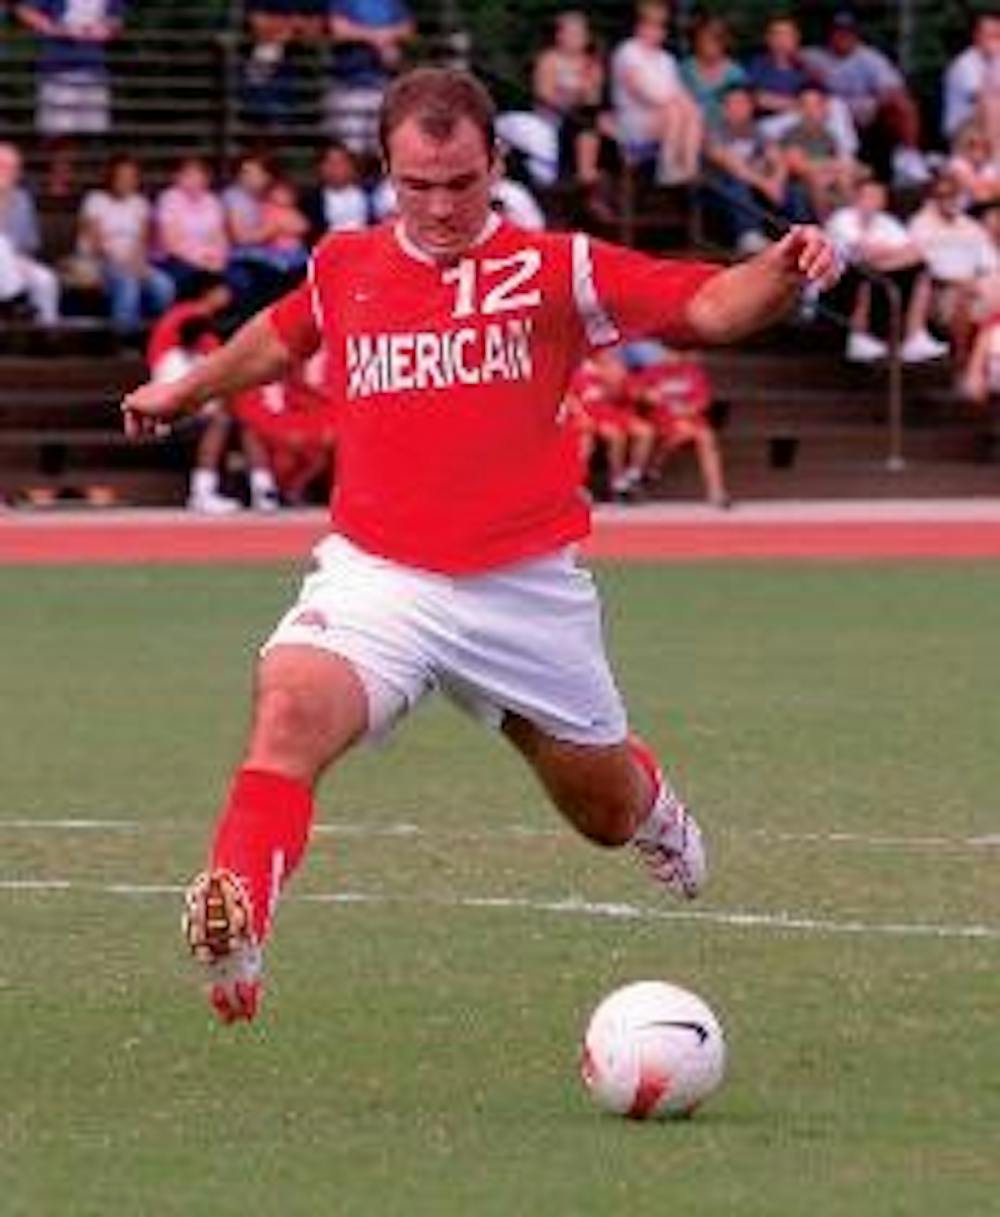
[633,804,707,900]
[182,869,263,1023]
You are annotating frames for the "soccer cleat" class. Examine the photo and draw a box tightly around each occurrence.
[633,803,707,900]
[182,869,263,1024]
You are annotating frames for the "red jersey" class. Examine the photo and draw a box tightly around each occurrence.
[146,300,219,370]
[565,360,635,428]
[629,361,712,419]
[271,217,719,572]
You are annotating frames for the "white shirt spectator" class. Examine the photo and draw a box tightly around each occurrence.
[802,43,903,125]
[156,185,227,268]
[908,207,999,283]
[491,178,546,231]
[80,189,149,264]
[948,44,1000,136]
[496,111,560,186]
[826,205,910,260]
[321,183,369,231]
[611,37,684,144]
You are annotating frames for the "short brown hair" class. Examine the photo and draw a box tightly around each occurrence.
[379,67,496,158]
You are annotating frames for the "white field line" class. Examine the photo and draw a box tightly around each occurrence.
[1,878,997,941]
[1,818,999,851]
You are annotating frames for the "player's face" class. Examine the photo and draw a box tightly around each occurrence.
[388,116,497,263]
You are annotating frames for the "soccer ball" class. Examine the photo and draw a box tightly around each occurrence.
[581,980,726,1119]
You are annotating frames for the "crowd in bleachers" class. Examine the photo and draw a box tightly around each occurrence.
[3,2,1000,509]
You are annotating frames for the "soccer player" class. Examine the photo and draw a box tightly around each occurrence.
[626,344,731,508]
[564,348,657,500]
[122,67,841,1024]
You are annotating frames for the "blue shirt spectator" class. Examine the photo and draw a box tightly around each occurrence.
[16,0,125,136]
[328,0,413,89]
[16,0,124,77]
[324,0,414,154]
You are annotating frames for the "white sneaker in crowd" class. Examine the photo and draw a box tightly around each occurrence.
[187,491,242,514]
[900,330,950,364]
[846,332,888,364]
[251,489,282,512]
[892,146,932,187]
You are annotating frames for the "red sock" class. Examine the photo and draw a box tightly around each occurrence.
[210,767,314,942]
[627,734,663,816]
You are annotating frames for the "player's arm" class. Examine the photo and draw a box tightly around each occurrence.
[122,283,320,438]
[583,226,842,353]
[684,227,841,343]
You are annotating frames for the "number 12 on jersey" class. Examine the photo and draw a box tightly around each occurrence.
[442,250,542,319]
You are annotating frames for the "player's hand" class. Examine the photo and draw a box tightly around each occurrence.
[772,225,844,292]
[120,380,190,440]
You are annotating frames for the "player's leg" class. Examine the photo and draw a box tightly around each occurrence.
[239,425,282,511]
[188,414,240,514]
[502,714,706,898]
[185,645,370,1022]
[688,422,729,508]
[624,415,657,488]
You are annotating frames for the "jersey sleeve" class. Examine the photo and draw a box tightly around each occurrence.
[268,278,322,360]
[573,234,722,351]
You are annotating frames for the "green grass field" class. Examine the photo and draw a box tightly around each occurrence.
[1,561,998,1216]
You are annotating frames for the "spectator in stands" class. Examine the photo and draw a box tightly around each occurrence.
[564,348,657,501]
[325,0,416,156]
[624,341,731,509]
[943,13,1000,147]
[826,177,948,365]
[258,179,309,267]
[300,143,370,241]
[748,15,810,124]
[702,84,790,254]
[779,84,865,221]
[78,154,174,338]
[148,276,282,513]
[803,10,928,187]
[947,123,1000,210]
[156,157,230,297]
[225,156,308,310]
[748,14,859,157]
[610,1,703,184]
[908,172,1000,367]
[531,10,605,189]
[242,5,297,128]
[15,0,124,138]
[0,142,59,324]
[680,15,747,134]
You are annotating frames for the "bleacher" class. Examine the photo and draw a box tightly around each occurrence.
[0,0,994,508]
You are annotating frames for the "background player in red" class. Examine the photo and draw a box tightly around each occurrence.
[626,342,732,509]
[564,348,657,501]
[122,67,841,1024]
[234,353,336,505]
[149,277,283,513]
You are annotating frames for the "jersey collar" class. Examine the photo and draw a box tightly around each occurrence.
[393,212,502,265]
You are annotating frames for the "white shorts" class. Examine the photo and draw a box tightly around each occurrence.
[262,534,629,746]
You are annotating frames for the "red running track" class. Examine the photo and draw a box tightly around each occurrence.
[3,510,1000,564]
